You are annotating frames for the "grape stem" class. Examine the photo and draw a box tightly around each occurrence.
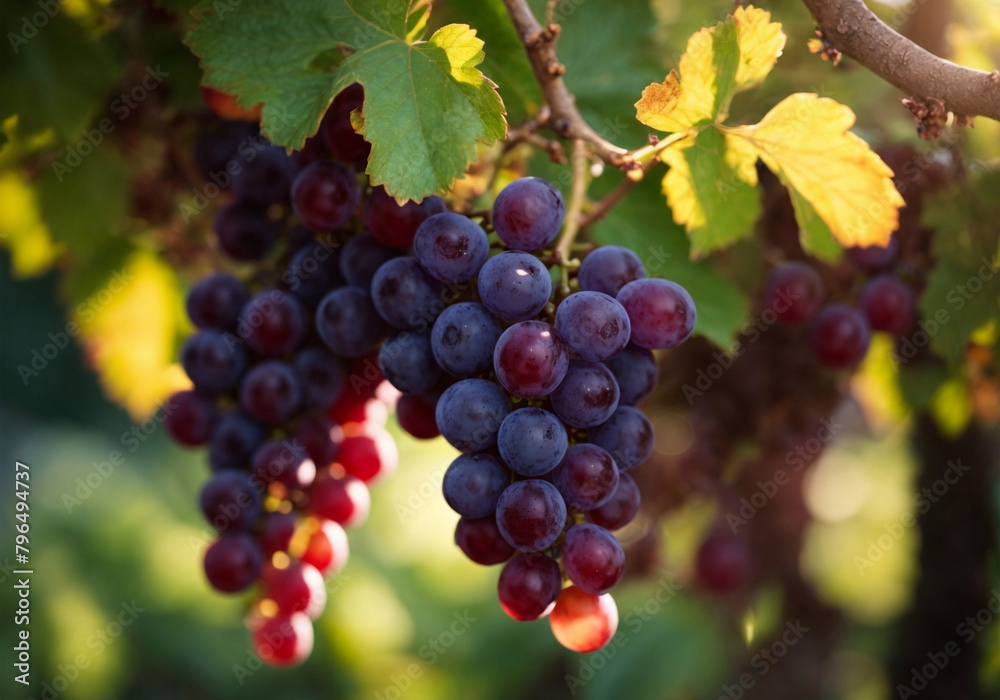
[556,139,588,263]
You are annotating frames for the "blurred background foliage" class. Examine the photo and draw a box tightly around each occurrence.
[1,0,999,699]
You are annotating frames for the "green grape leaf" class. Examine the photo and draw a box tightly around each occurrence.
[788,189,842,262]
[186,0,506,202]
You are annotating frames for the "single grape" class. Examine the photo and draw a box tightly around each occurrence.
[251,440,316,490]
[494,321,569,399]
[213,202,279,262]
[552,444,620,511]
[261,562,327,619]
[550,360,620,429]
[338,426,398,485]
[291,160,360,232]
[492,177,565,251]
[165,390,217,446]
[194,121,259,182]
[696,531,751,594]
[764,262,824,325]
[259,511,297,556]
[587,406,654,471]
[238,289,306,358]
[477,251,552,322]
[859,274,915,335]
[585,473,640,530]
[300,519,350,575]
[315,287,385,358]
[293,347,344,408]
[497,407,568,477]
[435,379,511,453]
[561,524,625,595]
[293,414,342,469]
[306,474,370,528]
[251,613,314,668]
[554,291,631,362]
[209,412,264,471]
[603,344,658,407]
[186,273,248,331]
[442,453,509,518]
[497,554,563,621]
[378,330,442,395]
[578,246,646,297]
[365,186,447,249]
[203,533,263,593]
[430,302,503,378]
[395,393,441,439]
[200,470,262,532]
[327,390,389,427]
[284,242,345,307]
[413,212,490,283]
[808,303,871,368]
[617,278,696,349]
[290,135,326,172]
[549,586,619,653]
[320,83,371,168]
[370,257,444,331]
[847,233,898,271]
[181,329,246,393]
[232,145,292,208]
[338,233,399,289]
[240,361,302,425]
[495,480,567,552]
[455,516,516,566]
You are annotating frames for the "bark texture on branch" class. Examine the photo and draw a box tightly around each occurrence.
[802,0,1000,120]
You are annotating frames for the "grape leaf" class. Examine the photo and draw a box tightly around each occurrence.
[788,189,842,262]
[724,94,903,249]
[0,171,61,277]
[660,128,760,257]
[186,0,506,202]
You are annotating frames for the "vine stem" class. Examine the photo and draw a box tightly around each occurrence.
[556,139,588,263]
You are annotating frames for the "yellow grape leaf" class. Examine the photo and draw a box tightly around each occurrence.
[725,94,903,248]
[635,5,784,133]
[0,171,61,277]
[74,250,191,421]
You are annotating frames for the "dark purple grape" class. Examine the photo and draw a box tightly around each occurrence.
[200,469,262,531]
[617,279,696,349]
[442,453,509,518]
[315,287,385,358]
[550,360,620,429]
[413,212,490,283]
[378,330,441,395]
[209,412,264,471]
[338,234,398,290]
[435,379,511,453]
[186,273,249,331]
[561,524,625,595]
[194,121,260,183]
[284,242,344,306]
[259,511,297,556]
[696,532,751,594]
[395,394,440,439]
[293,348,344,408]
[291,160,360,232]
[585,473,640,530]
[232,145,292,208]
[430,302,503,378]
[240,361,302,425]
[578,246,646,297]
[498,554,562,621]
[764,262,824,325]
[320,83,371,168]
[492,177,565,251]
[497,407,568,477]
[477,251,552,322]
[588,406,654,471]
[604,345,657,406]
[493,321,569,399]
[238,290,305,358]
[251,440,315,490]
[455,516,516,565]
[181,330,246,393]
[203,533,263,593]
[293,414,342,468]
[290,135,326,172]
[370,257,444,330]
[165,390,217,446]
[552,444,619,510]
[847,233,898,271]
[808,303,871,368]
[495,480,567,552]
[213,203,279,262]
[859,274,915,335]
[365,186,447,250]
[554,291,631,362]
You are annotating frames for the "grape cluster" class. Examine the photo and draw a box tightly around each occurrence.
[364,177,696,653]
[166,84,418,667]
